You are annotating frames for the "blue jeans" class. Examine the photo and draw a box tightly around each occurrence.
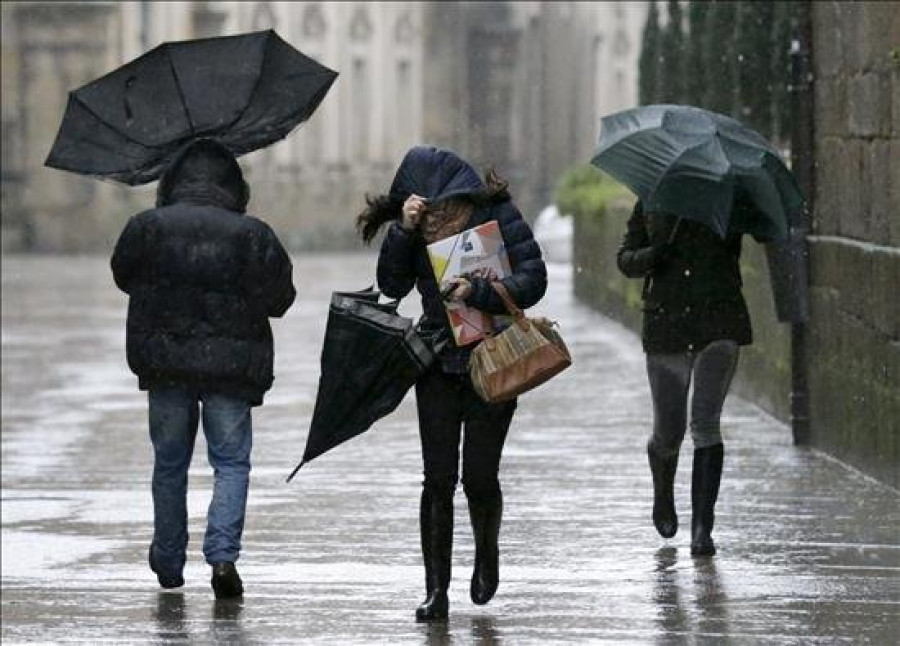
[148,386,253,578]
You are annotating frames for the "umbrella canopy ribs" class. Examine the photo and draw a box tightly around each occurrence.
[45,29,338,185]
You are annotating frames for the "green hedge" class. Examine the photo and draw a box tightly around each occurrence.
[554,165,632,219]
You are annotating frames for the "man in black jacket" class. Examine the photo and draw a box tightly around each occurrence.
[111,138,295,598]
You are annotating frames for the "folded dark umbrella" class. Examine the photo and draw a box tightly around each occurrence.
[286,288,438,481]
[591,104,802,241]
[45,29,337,185]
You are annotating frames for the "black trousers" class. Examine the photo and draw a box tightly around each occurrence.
[415,368,517,502]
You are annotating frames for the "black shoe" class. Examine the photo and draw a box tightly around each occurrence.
[415,488,453,622]
[468,494,502,605]
[149,544,184,590]
[690,444,724,557]
[211,562,244,599]
[648,443,679,539]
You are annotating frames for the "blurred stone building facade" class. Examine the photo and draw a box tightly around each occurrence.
[1,1,645,252]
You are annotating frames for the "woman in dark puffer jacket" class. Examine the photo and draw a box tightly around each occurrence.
[358,145,547,621]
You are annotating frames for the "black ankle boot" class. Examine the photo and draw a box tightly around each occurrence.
[648,443,679,538]
[691,444,724,556]
[211,562,243,599]
[416,489,453,622]
[468,493,502,605]
[149,543,184,589]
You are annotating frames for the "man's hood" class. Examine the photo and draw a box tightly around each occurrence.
[388,145,484,204]
[156,138,249,212]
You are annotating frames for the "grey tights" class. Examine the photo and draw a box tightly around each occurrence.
[646,340,739,457]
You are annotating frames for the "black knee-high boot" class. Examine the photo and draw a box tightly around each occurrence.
[416,488,453,621]
[691,444,723,556]
[648,442,679,538]
[467,492,502,605]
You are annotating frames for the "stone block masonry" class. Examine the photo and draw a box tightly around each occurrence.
[808,1,900,488]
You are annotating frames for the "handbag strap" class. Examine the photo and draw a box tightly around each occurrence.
[491,281,524,319]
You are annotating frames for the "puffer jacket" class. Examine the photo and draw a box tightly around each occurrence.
[617,200,752,354]
[111,139,296,405]
[377,146,547,372]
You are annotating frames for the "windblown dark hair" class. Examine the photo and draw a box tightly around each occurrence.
[356,168,512,244]
[356,193,405,244]
[471,168,511,206]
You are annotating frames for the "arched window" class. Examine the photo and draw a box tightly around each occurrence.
[351,56,370,161]
[395,11,414,44]
[395,59,413,148]
[251,2,277,31]
[300,48,325,166]
[349,5,372,42]
[613,29,630,58]
[302,3,326,40]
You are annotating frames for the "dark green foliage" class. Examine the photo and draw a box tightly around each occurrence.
[644,0,798,143]
[659,0,685,103]
[555,165,630,218]
[735,1,775,138]
[702,0,737,115]
[683,1,709,108]
[639,1,661,105]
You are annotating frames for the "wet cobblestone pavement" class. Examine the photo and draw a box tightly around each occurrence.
[2,254,899,644]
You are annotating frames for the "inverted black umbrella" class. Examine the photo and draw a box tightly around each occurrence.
[45,29,337,185]
[591,104,802,241]
[286,288,440,481]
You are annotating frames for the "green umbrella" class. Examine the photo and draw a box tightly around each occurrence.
[591,104,802,241]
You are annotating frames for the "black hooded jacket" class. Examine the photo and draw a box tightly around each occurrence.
[376,146,547,373]
[616,200,751,354]
[111,139,296,405]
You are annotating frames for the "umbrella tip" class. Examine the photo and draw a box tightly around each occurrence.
[285,461,305,483]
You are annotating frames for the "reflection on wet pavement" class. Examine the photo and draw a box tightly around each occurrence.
[2,254,898,644]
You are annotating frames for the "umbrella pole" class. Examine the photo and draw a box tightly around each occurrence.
[286,460,306,483]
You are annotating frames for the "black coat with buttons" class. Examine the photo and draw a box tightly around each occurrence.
[616,201,752,354]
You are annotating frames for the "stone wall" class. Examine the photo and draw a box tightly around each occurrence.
[807,2,900,488]
[243,157,390,251]
[572,197,643,332]
[1,2,145,252]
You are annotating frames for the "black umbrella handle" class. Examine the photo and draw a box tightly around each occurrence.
[285,460,305,483]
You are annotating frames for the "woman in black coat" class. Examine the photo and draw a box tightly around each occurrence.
[357,145,547,621]
[617,197,754,557]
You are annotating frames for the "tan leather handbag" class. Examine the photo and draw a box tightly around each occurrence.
[469,282,572,403]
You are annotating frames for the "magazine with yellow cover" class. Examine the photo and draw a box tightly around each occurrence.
[426,220,512,346]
